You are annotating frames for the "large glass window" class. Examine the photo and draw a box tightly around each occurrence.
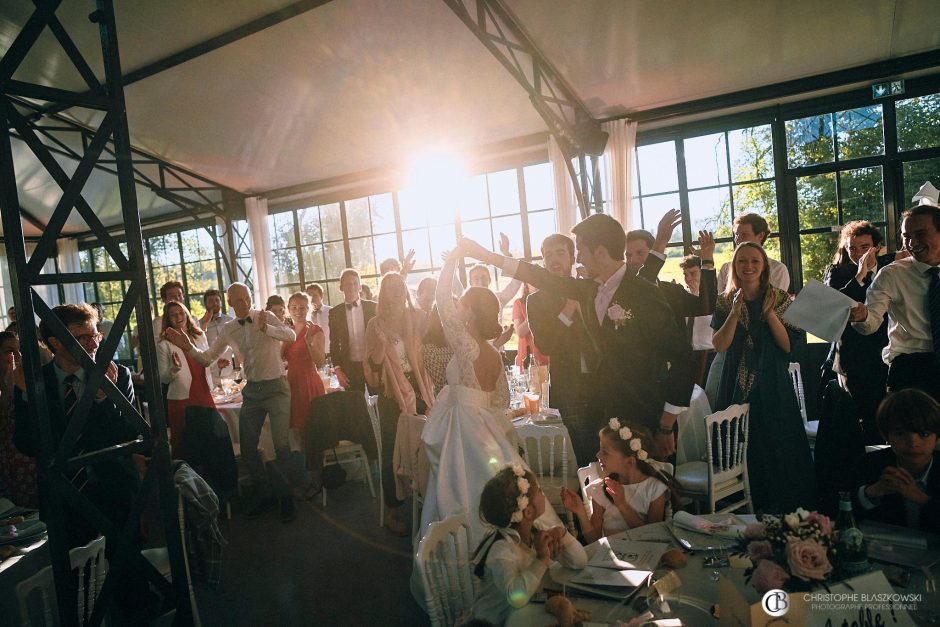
[79,243,135,361]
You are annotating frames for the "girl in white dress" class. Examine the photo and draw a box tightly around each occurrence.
[469,465,586,626]
[561,421,679,542]
[419,244,564,547]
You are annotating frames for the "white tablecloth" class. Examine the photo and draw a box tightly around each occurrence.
[675,384,712,465]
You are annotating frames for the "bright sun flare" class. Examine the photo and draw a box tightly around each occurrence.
[404,152,469,223]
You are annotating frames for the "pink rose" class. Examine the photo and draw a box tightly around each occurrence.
[747,540,773,561]
[743,522,766,540]
[785,537,833,581]
[751,559,790,594]
[805,511,834,538]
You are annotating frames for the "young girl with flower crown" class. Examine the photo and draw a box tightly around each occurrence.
[561,420,681,543]
[469,465,587,626]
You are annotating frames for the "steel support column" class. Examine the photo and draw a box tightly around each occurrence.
[442,0,607,217]
[0,1,191,624]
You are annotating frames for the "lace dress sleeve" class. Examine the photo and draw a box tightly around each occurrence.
[436,257,480,383]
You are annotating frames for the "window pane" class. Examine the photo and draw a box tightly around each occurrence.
[459,219,494,252]
[637,141,679,194]
[527,210,556,255]
[148,234,180,266]
[488,169,520,217]
[524,163,553,211]
[397,188,427,230]
[401,229,431,270]
[902,157,940,205]
[491,215,524,257]
[836,105,884,160]
[297,208,321,246]
[638,193,680,231]
[325,281,342,307]
[684,133,728,189]
[372,233,399,266]
[801,231,840,286]
[841,166,884,223]
[688,187,730,235]
[151,265,181,294]
[732,181,777,225]
[323,241,346,279]
[273,249,300,285]
[301,245,325,283]
[349,237,375,276]
[320,203,343,241]
[787,114,834,167]
[658,249,686,286]
[185,260,218,305]
[897,93,940,152]
[270,212,295,249]
[729,125,774,181]
[428,225,457,270]
[461,175,489,221]
[345,197,371,238]
[371,193,395,234]
[797,173,837,229]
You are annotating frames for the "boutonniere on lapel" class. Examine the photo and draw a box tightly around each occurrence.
[607,303,633,330]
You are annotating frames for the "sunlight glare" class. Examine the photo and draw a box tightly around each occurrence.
[404,152,469,224]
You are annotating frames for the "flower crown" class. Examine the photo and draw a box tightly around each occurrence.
[509,465,530,524]
[607,418,649,461]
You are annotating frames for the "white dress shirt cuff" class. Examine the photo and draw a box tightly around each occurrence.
[856,485,880,510]
[557,312,574,327]
[650,250,666,260]
[663,403,685,415]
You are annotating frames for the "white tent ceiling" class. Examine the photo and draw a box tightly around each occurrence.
[2,0,939,237]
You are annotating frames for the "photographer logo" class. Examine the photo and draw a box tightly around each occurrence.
[762,589,790,617]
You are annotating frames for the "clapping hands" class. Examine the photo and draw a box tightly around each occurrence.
[868,466,929,503]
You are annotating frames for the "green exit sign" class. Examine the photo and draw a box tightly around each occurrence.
[872,79,905,99]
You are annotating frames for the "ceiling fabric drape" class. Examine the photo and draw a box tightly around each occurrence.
[602,118,637,233]
[245,196,276,304]
[549,135,578,237]
[57,238,84,306]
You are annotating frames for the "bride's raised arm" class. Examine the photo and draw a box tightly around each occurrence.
[436,245,477,356]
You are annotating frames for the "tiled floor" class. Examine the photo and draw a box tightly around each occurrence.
[194,479,430,627]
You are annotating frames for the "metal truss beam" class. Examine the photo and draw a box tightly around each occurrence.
[0,1,191,624]
[442,0,607,217]
[7,96,251,284]
[27,0,335,122]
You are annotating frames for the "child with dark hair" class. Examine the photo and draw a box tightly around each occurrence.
[469,465,586,625]
[561,421,682,542]
[852,388,940,533]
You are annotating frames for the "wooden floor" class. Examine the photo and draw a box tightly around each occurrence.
[193,478,430,627]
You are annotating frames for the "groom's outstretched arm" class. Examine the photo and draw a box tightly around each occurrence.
[459,238,597,304]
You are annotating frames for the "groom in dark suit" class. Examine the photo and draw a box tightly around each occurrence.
[461,213,694,458]
[328,268,377,391]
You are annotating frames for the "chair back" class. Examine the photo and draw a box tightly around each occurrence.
[70,536,107,624]
[703,403,752,513]
[16,565,57,627]
[576,462,601,515]
[515,423,568,480]
[416,514,475,627]
[788,362,808,425]
[650,461,675,519]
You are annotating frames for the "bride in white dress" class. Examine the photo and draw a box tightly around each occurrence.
[418,243,563,547]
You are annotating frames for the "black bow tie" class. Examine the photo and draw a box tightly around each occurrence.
[238,316,253,326]
[345,302,358,310]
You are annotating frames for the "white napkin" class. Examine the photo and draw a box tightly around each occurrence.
[672,511,746,539]
[782,279,856,343]
[913,180,939,205]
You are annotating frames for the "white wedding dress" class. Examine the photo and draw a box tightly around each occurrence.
[417,257,564,549]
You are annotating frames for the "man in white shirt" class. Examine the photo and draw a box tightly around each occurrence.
[849,204,940,402]
[165,282,298,521]
[198,289,235,385]
[305,283,331,355]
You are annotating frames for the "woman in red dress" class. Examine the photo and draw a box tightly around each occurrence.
[512,284,549,370]
[283,292,326,498]
[157,302,216,455]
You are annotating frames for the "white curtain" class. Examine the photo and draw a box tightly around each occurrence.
[602,119,637,232]
[245,196,276,305]
[24,241,61,310]
[549,135,578,236]
[57,237,84,305]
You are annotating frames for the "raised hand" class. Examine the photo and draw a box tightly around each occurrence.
[458,237,489,261]
[534,528,554,562]
[731,289,744,317]
[689,230,715,262]
[560,486,586,516]
[604,476,627,509]
[654,209,682,252]
[401,248,416,275]
[762,287,778,318]
[498,232,512,257]
[164,327,195,352]
[856,246,879,280]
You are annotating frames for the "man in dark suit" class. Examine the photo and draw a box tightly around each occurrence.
[328,268,377,391]
[14,303,148,613]
[526,233,600,465]
[461,213,694,458]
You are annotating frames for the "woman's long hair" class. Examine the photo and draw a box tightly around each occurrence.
[724,242,770,298]
[377,272,415,341]
[161,301,203,340]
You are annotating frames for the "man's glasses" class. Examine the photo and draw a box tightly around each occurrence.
[74,332,103,345]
